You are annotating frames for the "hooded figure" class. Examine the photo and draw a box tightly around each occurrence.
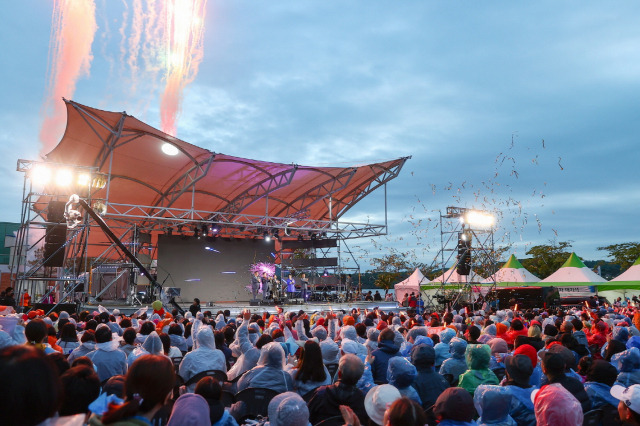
[179,327,227,392]
[237,342,293,393]
[387,357,421,404]
[502,355,536,426]
[613,347,640,387]
[86,326,128,382]
[364,328,379,353]
[128,331,163,367]
[474,385,517,426]
[532,383,583,426]
[439,337,468,385]
[370,330,401,384]
[340,338,375,393]
[410,344,449,413]
[434,328,456,368]
[458,344,500,395]
[399,326,428,357]
[266,392,310,426]
[227,319,261,384]
[584,360,619,410]
[167,393,211,426]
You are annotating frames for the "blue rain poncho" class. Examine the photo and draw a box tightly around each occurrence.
[86,340,128,382]
[237,342,294,393]
[128,331,163,367]
[474,385,517,426]
[179,327,227,392]
[435,328,457,367]
[613,347,640,387]
[387,356,421,404]
[439,337,468,384]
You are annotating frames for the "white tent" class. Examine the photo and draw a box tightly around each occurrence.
[598,256,640,291]
[394,268,428,300]
[482,254,540,286]
[429,267,484,284]
[540,252,606,285]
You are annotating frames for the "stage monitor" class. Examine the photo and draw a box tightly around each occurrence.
[157,235,275,303]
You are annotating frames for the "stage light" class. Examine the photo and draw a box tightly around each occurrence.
[77,172,91,187]
[462,210,495,229]
[166,227,173,236]
[177,225,183,234]
[211,226,219,234]
[30,164,52,186]
[297,235,304,242]
[263,231,271,242]
[55,168,74,187]
[320,231,327,238]
[193,225,200,238]
[201,224,208,236]
[161,143,179,156]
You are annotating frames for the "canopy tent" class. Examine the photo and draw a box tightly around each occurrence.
[597,256,640,291]
[481,254,540,287]
[427,267,485,285]
[539,252,606,286]
[32,100,409,258]
[394,268,428,300]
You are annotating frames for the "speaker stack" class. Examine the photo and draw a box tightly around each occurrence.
[44,201,67,267]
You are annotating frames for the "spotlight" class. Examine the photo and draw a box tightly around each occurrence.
[297,235,304,242]
[263,231,271,242]
[30,164,51,186]
[201,224,208,236]
[193,225,200,238]
[462,210,495,229]
[177,225,183,234]
[166,227,173,236]
[55,168,73,187]
[77,172,92,187]
[320,231,327,238]
[310,233,317,241]
[161,143,179,156]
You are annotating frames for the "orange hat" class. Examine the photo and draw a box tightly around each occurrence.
[28,311,38,319]
[496,323,508,335]
[164,312,173,319]
[376,320,388,331]
[343,315,355,326]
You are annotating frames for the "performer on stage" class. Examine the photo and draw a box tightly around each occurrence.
[261,272,269,299]
[286,274,296,299]
[300,272,309,301]
[251,271,261,301]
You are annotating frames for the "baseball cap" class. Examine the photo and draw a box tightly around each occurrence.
[611,384,640,415]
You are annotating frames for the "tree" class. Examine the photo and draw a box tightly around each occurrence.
[370,250,412,295]
[521,240,573,279]
[597,242,640,271]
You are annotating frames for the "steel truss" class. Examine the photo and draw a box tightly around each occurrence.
[421,206,499,311]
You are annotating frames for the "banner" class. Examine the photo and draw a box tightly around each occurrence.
[557,286,595,298]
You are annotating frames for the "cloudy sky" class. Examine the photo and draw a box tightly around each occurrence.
[1,1,638,270]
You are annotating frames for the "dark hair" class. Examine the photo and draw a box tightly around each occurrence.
[71,356,94,369]
[95,326,112,343]
[223,325,235,345]
[605,340,627,362]
[123,328,137,345]
[577,355,593,376]
[158,332,171,356]
[256,334,273,349]
[511,319,524,331]
[386,397,427,426]
[195,376,225,423]
[59,365,101,415]
[81,329,96,343]
[25,319,48,345]
[184,322,193,339]
[571,318,583,331]
[101,355,175,424]
[120,318,132,328]
[468,325,481,340]
[168,323,183,336]
[379,328,395,342]
[139,321,155,336]
[272,329,284,340]
[0,345,61,425]
[214,330,225,350]
[295,340,327,383]
[85,319,98,331]
[48,352,70,376]
[60,322,78,342]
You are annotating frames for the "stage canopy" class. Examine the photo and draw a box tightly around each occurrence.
[481,254,540,287]
[540,252,606,287]
[33,100,409,241]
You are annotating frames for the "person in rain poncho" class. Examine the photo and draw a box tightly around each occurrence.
[474,385,517,426]
[387,356,421,404]
[179,326,227,393]
[227,311,262,383]
[439,337,468,386]
[370,328,401,384]
[502,355,536,426]
[86,325,128,382]
[167,393,211,426]
[435,327,456,369]
[583,359,619,410]
[458,344,500,395]
[168,323,188,354]
[289,340,331,396]
[237,341,293,393]
[410,343,449,418]
[128,331,163,367]
[433,387,477,426]
[67,330,97,364]
[613,347,640,387]
[340,338,375,393]
[532,383,583,426]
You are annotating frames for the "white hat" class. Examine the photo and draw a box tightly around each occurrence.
[611,384,640,414]
[364,384,401,425]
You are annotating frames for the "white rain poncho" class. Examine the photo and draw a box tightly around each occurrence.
[237,342,293,393]
[128,331,163,367]
[474,385,517,426]
[86,340,128,382]
[267,391,310,426]
[179,326,227,392]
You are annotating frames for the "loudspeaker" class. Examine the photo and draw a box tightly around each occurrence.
[33,303,77,315]
[44,201,67,267]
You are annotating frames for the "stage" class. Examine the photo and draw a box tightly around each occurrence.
[79,300,400,316]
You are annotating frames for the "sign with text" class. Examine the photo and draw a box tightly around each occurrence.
[557,286,595,298]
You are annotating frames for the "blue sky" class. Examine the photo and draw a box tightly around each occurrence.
[1,1,639,270]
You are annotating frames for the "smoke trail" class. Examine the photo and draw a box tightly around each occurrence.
[40,0,97,156]
[159,0,208,136]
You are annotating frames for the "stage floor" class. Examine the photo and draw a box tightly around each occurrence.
[80,300,399,316]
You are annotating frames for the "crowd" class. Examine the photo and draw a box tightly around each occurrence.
[3,299,640,426]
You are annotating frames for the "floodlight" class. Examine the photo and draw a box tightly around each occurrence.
[31,164,52,186]
[265,235,271,242]
[161,143,179,156]
[464,210,495,228]
[77,172,92,187]
[55,169,74,187]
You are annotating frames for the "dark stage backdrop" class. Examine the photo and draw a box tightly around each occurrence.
[157,235,275,303]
